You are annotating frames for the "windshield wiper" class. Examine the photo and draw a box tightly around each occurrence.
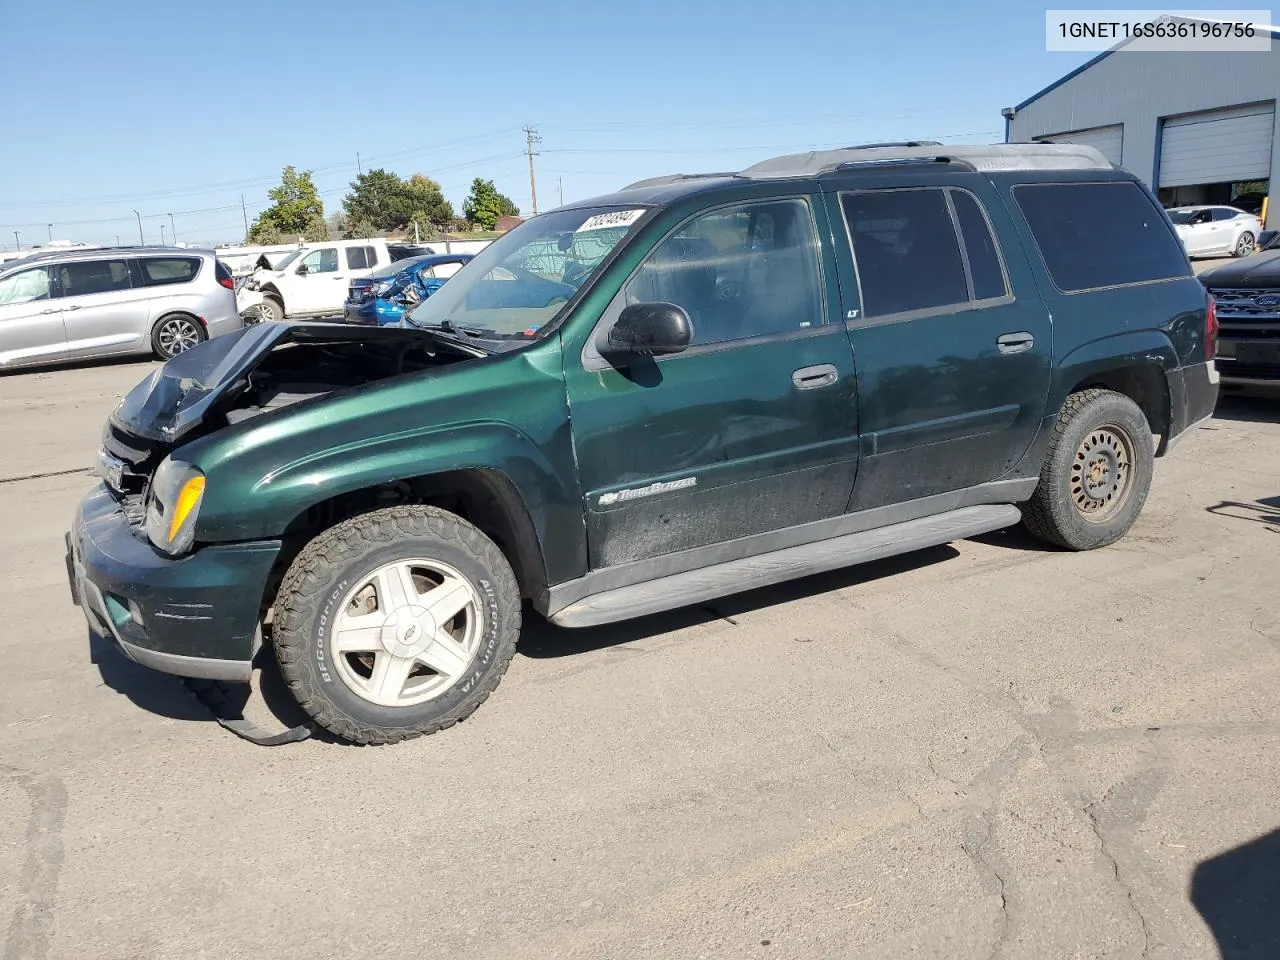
[408,317,489,338]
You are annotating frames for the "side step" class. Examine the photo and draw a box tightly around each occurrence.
[548,504,1022,629]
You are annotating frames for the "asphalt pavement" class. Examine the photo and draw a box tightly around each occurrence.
[1,353,1278,960]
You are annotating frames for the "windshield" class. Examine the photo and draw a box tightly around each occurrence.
[1167,210,1197,224]
[271,249,305,271]
[407,206,649,338]
[369,256,427,279]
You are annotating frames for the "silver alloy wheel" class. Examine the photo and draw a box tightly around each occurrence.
[158,317,201,356]
[259,299,283,321]
[329,558,484,708]
[1070,424,1134,522]
[1237,232,1256,256]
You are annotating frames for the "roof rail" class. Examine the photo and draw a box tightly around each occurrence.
[620,172,735,190]
[736,143,1115,180]
[840,140,945,150]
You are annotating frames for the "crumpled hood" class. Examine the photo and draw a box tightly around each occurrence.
[1198,250,1280,287]
[110,322,453,444]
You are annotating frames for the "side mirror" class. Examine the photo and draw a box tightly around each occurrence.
[296,263,309,276]
[603,302,693,358]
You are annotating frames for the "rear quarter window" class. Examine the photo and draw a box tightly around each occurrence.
[1013,181,1190,293]
[138,256,202,286]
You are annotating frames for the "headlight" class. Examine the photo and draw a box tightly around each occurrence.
[370,281,392,296]
[144,458,207,557]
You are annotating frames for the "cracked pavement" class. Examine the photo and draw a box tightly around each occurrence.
[1,358,1278,960]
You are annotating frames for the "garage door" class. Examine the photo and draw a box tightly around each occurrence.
[1158,103,1275,187]
[1034,125,1123,167]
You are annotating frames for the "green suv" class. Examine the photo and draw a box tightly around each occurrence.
[67,142,1220,744]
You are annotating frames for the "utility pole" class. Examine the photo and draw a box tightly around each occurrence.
[47,223,53,242]
[240,195,249,237]
[133,209,144,245]
[114,235,121,247]
[12,231,19,251]
[559,176,564,207]
[160,224,167,245]
[412,220,420,244]
[357,152,362,176]
[168,212,176,243]
[524,125,541,215]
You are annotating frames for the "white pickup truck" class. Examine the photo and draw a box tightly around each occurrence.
[238,238,392,321]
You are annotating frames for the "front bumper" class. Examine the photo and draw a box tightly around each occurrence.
[67,483,281,683]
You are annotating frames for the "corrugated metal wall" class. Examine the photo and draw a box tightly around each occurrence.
[1007,47,1280,225]
[1033,124,1124,166]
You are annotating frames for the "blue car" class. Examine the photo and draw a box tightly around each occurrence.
[342,253,473,326]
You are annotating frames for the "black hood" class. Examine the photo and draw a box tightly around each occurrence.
[110,322,465,444]
[1198,251,1280,288]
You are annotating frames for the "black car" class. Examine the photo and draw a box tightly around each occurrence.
[1199,253,1280,391]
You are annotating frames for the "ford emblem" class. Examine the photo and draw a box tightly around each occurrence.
[1254,294,1280,307]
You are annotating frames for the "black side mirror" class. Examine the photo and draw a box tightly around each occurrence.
[296,263,309,276]
[604,302,693,358]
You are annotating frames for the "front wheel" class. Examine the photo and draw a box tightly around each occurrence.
[1234,231,1256,257]
[151,314,206,360]
[272,505,521,745]
[1020,389,1154,551]
[257,296,285,322]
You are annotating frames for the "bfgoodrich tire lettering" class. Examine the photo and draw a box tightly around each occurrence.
[272,505,521,745]
[1020,388,1154,551]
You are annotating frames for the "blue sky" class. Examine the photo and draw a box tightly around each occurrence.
[0,0,1098,248]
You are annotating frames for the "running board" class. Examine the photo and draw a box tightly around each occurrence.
[548,504,1022,629]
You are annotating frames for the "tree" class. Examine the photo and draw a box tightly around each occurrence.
[343,214,377,240]
[463,178,520,230]
[325,210,348,239]
[247,166,327,243]
[342,169,454,233]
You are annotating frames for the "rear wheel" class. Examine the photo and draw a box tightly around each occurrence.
[1234,231,1256,257]
[272,505,521,745]
[1020,389,1154,551]
[151,314,206,360]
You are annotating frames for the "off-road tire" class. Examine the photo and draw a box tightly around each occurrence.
[1020,388,1154,551]
[272,505,521,745]
[258,296,285,322]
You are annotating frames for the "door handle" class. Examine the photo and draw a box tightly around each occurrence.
[64,304,82,311]
[792,364,839,390]
[39,308,58,315]
[996,332,1034,355]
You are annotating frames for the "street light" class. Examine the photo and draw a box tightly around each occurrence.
[160,224,167,245]
[47,223,52,242]
[133,209,143,245]
[168,212,176,243]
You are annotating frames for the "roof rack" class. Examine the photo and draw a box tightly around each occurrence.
[736,142,1115,180]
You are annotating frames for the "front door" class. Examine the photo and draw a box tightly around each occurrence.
[823,176,1053,511]
[57,257,153,358]
[0,265,67,367]
[564,194,860,570]
[291,247,346,315]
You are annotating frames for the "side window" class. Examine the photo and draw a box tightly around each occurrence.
[138,257,201,286]
[841,188,968,317]
[0,267,52,306]
[1014,182,1189,293]
[950,191,1009,301]
[431,260,464,279]
[1211,208,1238,221]
[624,198,823,346]
[1192,209,1212,224]
[366,245,379,266]
[57,259,133,298]
[302,248,339,274]
[345,247,366,270]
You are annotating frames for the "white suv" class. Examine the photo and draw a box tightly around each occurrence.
[240,239,391,321]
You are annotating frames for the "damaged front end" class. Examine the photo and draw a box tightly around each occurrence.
[99,322,480,500]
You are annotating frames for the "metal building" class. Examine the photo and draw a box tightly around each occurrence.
[1004,28,1280,227]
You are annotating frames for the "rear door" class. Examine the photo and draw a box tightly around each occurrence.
[57,256,152,358]
[822,172,1053,511]
[0,265,67,367]
[565,192,859,569]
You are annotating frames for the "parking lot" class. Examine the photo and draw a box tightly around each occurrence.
[0,333,1276,960]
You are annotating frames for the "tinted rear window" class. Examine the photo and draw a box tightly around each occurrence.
[950,190,1007,301]
[139,256,201,286]
[1014,182,1189,292]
